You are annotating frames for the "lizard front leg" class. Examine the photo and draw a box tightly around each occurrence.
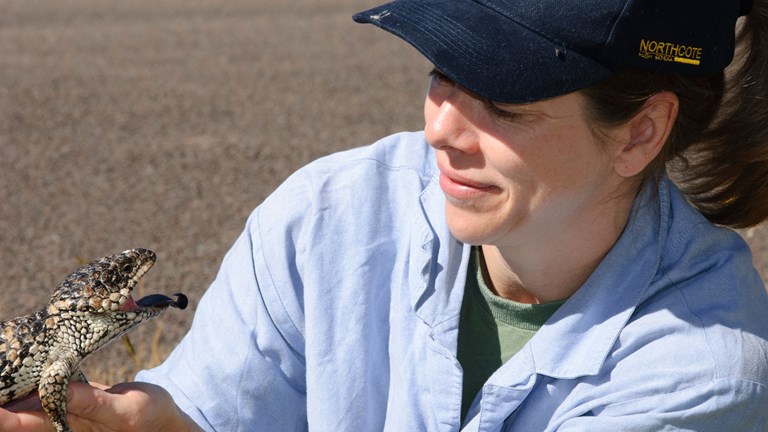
[38,355,79,432]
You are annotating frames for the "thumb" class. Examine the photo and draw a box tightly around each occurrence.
[64,381,120,425]
[67,381,197,432]
[0,408,49,432]
[67,381,156,423]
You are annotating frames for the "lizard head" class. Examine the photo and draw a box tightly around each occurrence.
[46,248,187,322]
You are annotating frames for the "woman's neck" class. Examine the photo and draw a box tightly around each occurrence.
[480,194,634,304]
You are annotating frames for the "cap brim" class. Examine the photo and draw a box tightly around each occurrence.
[353,1,614,104]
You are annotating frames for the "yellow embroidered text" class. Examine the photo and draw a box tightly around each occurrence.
[638,39,702,66]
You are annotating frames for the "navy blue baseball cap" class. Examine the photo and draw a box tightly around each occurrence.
[353,0,752,103]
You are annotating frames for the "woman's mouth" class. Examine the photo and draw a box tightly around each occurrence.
[438,172,499,201]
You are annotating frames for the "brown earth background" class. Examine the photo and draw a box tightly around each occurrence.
[1,0,767,384]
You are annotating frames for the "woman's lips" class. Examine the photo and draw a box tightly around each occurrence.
[438,172,499,201]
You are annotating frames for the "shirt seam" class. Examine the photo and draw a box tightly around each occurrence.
[658,219,721,378]
[254,204,307,345]
[252,154,435,345]
[599,377,768,410]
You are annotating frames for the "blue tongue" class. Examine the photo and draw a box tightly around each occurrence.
[136,293,188,309]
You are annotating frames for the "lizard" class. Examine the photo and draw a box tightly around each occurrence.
[0,248,188,432]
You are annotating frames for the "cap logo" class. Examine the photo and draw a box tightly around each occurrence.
[638,39,702,66]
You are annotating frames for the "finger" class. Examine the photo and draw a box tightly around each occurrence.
[104,381,164,398]
[65,382,199,432]
[1,383,121,432]
[0,407,51,432]
[3,393,42,413]
[105,383,205,432]
[2,383,108,414]
[62,382,113,423]
[80,381,109,391]
[66,381,158,425]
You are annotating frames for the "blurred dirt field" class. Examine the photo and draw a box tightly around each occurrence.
[1,0,767,383]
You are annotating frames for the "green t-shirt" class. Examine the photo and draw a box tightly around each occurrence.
[457,247,565,421]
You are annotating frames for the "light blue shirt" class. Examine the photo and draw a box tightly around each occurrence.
[137,131,768,431]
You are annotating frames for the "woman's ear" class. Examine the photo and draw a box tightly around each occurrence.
[613,92,679,178]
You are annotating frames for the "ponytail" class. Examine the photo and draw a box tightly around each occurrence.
[679,0,768,228]
[583,0,768,228]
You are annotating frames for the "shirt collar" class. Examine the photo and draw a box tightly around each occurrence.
[529,176,671,379]
[410,162,469,349]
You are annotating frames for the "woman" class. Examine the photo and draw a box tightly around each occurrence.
[4,0,768,430]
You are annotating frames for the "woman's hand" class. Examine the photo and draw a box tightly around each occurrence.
[0,381,203,432]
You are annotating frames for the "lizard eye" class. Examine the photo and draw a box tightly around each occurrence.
[122,264,133,273]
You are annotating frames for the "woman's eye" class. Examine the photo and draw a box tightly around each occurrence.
[484,100,522,122]
[428,68,522,122]
[428,69,454,87]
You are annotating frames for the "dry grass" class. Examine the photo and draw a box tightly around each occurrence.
[83,324,172,385]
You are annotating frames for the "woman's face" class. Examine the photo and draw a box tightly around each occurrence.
[424,70,626,247]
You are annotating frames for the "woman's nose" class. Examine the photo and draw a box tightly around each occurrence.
[424,83,480,154]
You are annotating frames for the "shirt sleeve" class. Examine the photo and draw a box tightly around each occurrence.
[136,176,310,432]
[556,378,768,431]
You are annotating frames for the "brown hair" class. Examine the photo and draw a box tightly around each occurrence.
[582,0,768,228]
